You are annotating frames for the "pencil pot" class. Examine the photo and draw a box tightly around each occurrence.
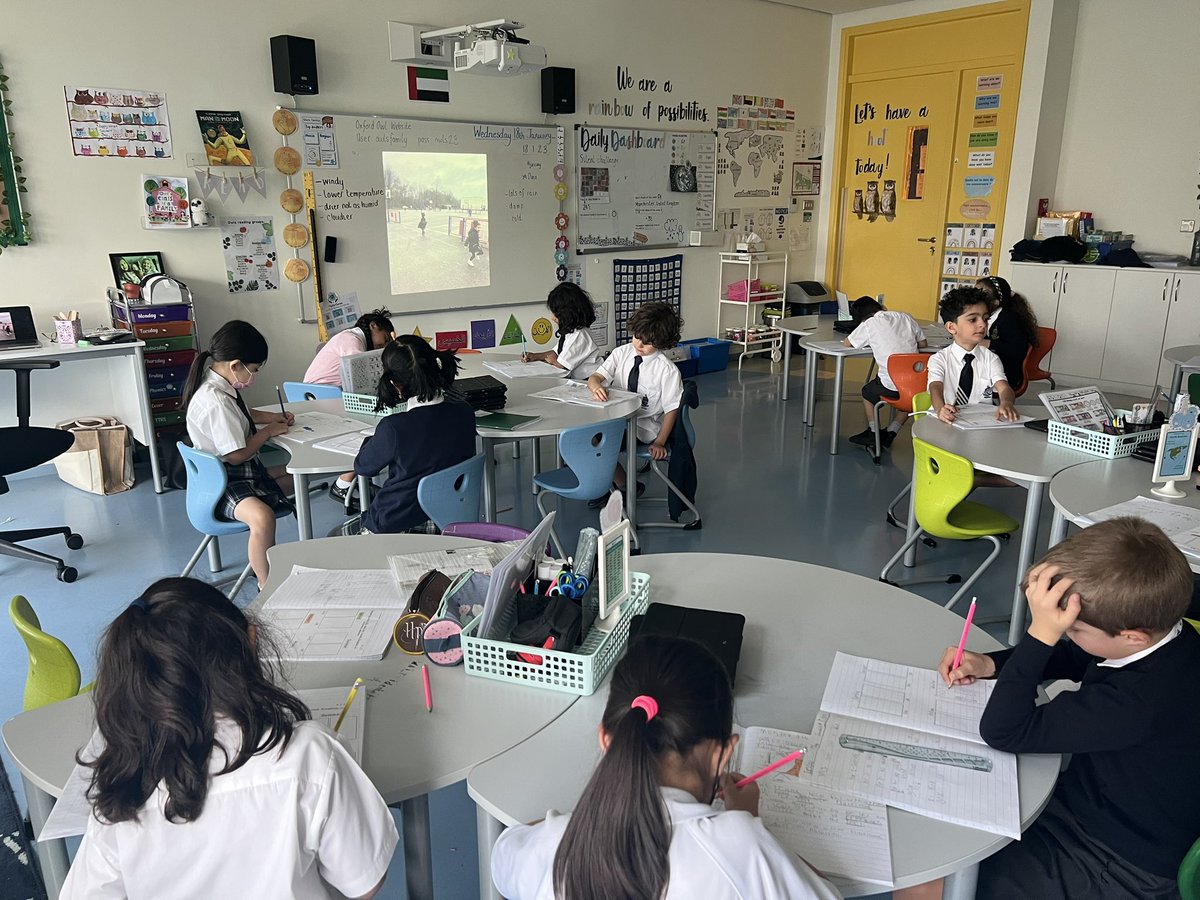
[54,319,84,345]
[462,572,650,695]
[1047,409,1159,459]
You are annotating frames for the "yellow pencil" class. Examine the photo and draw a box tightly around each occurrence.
[333,677,364,733]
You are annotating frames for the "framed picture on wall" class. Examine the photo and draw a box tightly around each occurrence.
[792,162,821,196]
[109,251,165,289]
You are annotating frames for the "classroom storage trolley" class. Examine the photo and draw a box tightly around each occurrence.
[717,251,788,367]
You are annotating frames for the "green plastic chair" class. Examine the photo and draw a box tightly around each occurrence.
[9,595,82,711]
[879,436,1020,611]
[1180,835,1200,900]
[1188,373,1200,408]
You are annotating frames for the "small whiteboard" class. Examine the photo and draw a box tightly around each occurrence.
[575,125,715,254]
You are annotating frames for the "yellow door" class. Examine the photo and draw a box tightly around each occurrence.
[836,71,960,321]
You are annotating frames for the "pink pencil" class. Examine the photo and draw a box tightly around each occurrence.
[735,749,805,789]
[951,597,978,674]
[422,664,433,713]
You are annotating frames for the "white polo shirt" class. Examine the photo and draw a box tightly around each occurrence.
[60,720,399,900]
[303,329,367,387]
[556,329,600,380]
[847,311,925,390]
[186,368,251,457]
[926,341,1008,406]
[593,344,683,443]
[491,786,841,900]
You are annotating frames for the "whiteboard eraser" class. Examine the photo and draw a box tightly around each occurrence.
[689,230,723,246]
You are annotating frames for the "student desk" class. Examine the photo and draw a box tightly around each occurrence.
[910,415,1099,644]
[467,553,1061,900]
[0,340,164,491]
[1048,458,1200,571]
[1163,343,1200,398]
[1,534,581,900]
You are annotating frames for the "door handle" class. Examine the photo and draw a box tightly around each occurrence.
[916,237,937,243]
[1175,280,1181,303]
[1062,271,1069,293]
[1164,280,1169,302]
[1052,271,1059,293]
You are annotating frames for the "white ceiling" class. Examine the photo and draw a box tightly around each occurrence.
[760,0,916,14]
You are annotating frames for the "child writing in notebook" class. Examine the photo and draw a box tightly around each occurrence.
[975,275,1038,392]
[587,301,683,500]
[60,577,398,900]
[927,287,1018,424]
[301,308,395,512]
[843,295,927,449]
[183,320,293,587]
[521,283,599,379]
[345,335,476,535]
[490,635,841,900]
[903,518,1200,900]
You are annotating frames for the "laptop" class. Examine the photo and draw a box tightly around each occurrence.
[629,602,746,685]
[0,306,41,350]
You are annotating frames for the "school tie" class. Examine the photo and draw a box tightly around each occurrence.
[956,353,974,406]
[628,355,642,393]
[234,390,258,434]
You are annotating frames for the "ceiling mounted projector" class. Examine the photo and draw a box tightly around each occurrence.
[416,19,546,76]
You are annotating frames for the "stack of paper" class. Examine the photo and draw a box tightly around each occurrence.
[312,425,376,455]
[950,404,1033,429]
[386,543,520,595]
[1080,495,1200,559]
[274,411,367,445]
[483,360,566,378]
[529,382,639,407]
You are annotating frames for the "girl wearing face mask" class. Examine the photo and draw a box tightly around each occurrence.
[491,636,841,900]
[183,320,294,586]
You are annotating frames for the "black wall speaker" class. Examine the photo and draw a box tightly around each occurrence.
[324,236,338,264]
[270,35,319,95]
[540,67,575,115]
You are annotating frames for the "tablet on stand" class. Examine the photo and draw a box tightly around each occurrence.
[595,518,632,632]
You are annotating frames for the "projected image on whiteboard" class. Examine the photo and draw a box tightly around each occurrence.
[383,152,490,295]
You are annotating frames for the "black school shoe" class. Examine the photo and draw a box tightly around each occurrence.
[880,430,898,449]
[849,428,877,447]
[329,482,361,514]
[587,482,646,509]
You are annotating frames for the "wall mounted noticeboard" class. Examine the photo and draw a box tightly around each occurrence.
[574,124,715,254]
[292,110,561,313]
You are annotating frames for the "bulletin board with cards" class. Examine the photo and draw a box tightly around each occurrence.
[611,255,683,345]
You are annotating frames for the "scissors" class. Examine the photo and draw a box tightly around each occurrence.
[549,570,589,599]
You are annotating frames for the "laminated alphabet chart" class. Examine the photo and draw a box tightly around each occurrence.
[65,86,172,159]
[611,255,683,346]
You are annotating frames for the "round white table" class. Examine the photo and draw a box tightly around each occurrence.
[1,534,582,900]
[1048,457,1200,571]
[268,352,643,539]
[910,415,1099,645]
[1163,344,1200,399]
[467,553,1060,900]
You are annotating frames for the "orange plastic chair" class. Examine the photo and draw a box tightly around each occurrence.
[1019,326,1057,396]
[870,353,931,464]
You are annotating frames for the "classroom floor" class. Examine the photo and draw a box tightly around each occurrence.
[1,358,1052,899]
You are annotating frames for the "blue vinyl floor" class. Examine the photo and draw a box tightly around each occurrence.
[0,358,1055,898]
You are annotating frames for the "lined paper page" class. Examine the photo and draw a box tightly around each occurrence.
[820,652,994,744]
[273,411,367,445]
[312,426,375,455]
[296,685,366,765]
[386,545,517,595]
[804,713,1019,838]
[738,726,892,885]
[483,360,566,378]
[261,566,405,611]
[38,729,102,841]
[268,607,395,661]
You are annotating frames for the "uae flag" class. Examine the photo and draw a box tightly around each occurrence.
[408,66,450,103]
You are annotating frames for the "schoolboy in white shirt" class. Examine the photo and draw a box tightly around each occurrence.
[844,295,927,448]
[927,286,1018,424]
[588,301,684,496]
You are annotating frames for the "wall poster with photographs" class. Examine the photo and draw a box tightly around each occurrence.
[109,251,164,288]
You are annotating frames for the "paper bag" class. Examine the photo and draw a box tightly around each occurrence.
[53,416,135,495]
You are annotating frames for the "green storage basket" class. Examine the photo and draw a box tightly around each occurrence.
[342,392,405,418]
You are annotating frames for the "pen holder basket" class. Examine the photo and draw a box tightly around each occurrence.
[55,319,84,345]
[342,392,405,418]
[461,572,650,696]
[1047,410,1159,459]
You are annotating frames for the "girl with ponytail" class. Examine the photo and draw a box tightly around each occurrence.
[345,335,476,534]
[491,636,841,900]
[60,578,397,900]
[975,275,1039,392]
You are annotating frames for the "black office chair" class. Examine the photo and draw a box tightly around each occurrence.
[0,361,84,582]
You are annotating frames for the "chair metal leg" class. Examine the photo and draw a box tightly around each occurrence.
[880,528,960,588]
[535,491,567,558]
[228,562,256,602]
[639,461,701,530]
[871,400,886,464]
[944,535,1003,611]
[182,535,214,578]
[207,535,223,573]
[885,483,911,528]
[0,538,67,572]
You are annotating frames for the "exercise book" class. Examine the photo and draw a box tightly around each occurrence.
[482,360,566,379]
[312,426,376,455]
[727,726,893,886]
[1080,496,1200,559]
[529,381,640,407]
[273,411,367,445]
[261,565,406,611]
[949,404,1034,429]
[37,686,366,841]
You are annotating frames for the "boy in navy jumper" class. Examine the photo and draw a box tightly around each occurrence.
[937,517,1200,900]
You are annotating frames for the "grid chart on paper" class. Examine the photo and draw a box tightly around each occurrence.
[612,255,683,346]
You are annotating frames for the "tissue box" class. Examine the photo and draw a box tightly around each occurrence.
[55,319,84,345]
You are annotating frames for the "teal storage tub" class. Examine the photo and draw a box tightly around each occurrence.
[681,337,732,374]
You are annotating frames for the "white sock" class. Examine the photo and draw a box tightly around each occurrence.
[887,421,902,433]
[868,421,879,432]
[335,476,354,490]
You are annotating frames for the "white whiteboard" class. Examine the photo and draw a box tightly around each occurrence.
[574,125,715,254]
[292,111,562,312]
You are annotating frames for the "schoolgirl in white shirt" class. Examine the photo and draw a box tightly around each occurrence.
[60,578,398,900]
[521,283,599,379]
[183,320,293,586]
[490,635,841,900]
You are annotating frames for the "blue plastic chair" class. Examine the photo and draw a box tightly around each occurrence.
[533,418,627,556]
[417,453,486,532]
[282,381,342,402]
[177,443,291,599]
[441,522,531,542]
[636,380,701,530]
